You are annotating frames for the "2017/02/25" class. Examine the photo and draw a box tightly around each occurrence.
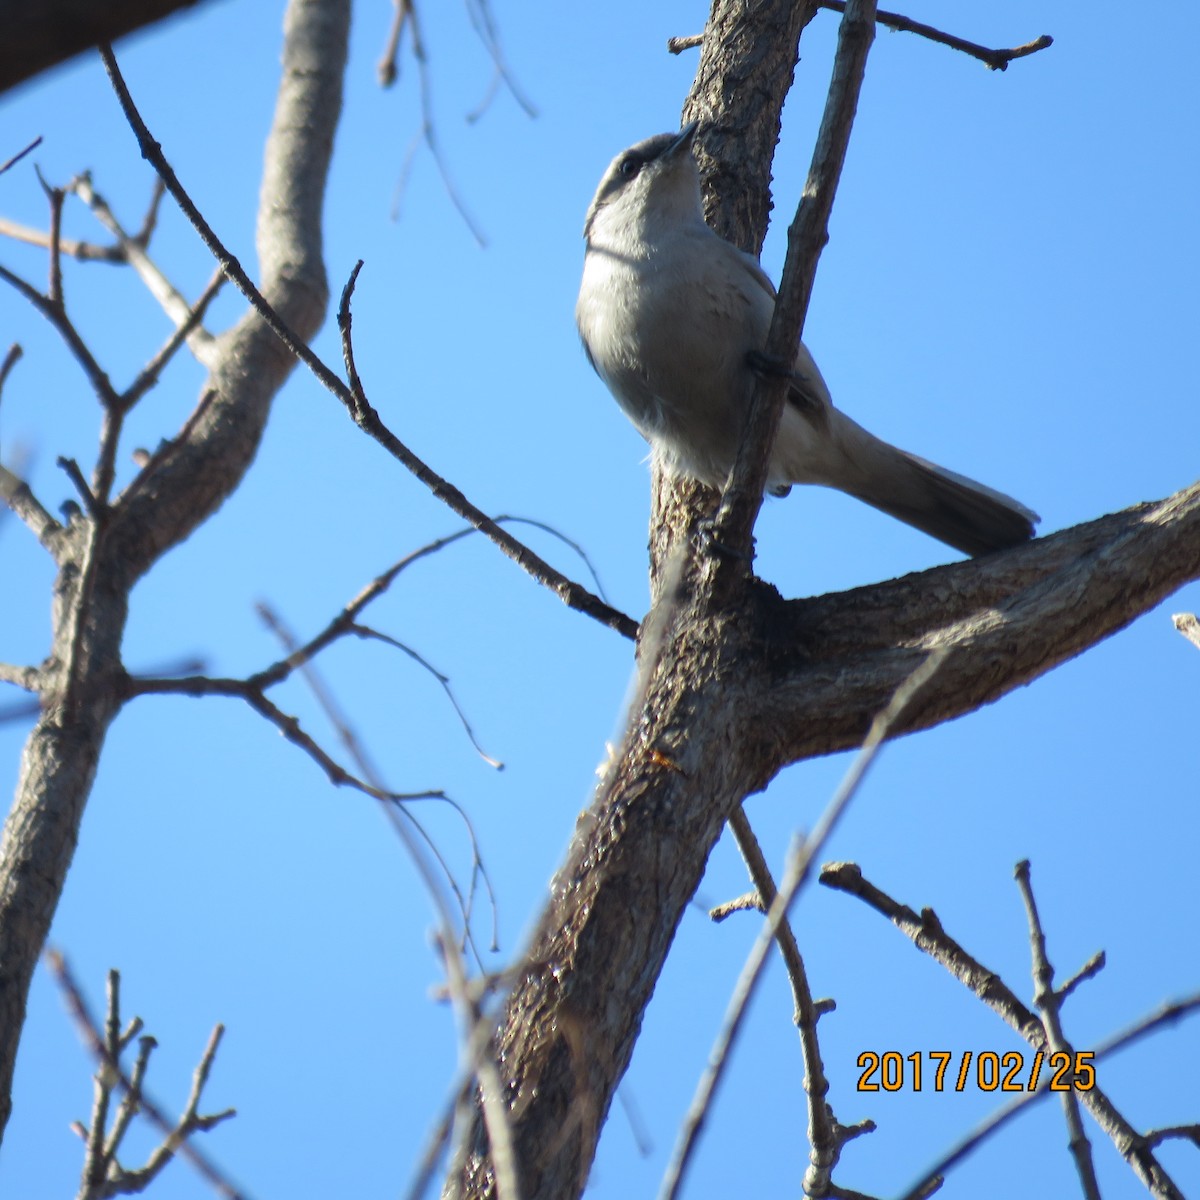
[856,1050,1096,1093]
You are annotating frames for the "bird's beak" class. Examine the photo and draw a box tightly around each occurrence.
[665,120,699,159]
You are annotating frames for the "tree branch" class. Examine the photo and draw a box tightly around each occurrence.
[819,3,1052,72]
[756,485,1200,760]
[0,0,351,1151]
[0,0,218,95]
[712,0,877,563]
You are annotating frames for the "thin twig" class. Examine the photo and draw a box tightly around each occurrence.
[1015,861,1102,1200]
[658,643,946,1200]
[338,262,637,638]
[93,270,225,503]
[820,2,1052,72]
[0,136,42,177]
[1057,950,1106,1004]
[0,342,22,402]
[98,46,635,641]
[0,215,126,262]
[70,173,217,355]
[463,0,538,119]
[390,1,488,246]
[132,177,167,246]
[35,166,66,306]
[669,11,1053,72]
[129,672,447,802]
[349,624,503,768]
[436,932,522,1200]
[121,267,224,409]
[253,599,500,958]
[725,808,841,1193]
[898,992,1200,1200]
[48,953,242,1200]
[377,0,411,86]
[56,456,101,517]
[0,262,120,408]
[822,863,1191,1200]
[711,0,877,561]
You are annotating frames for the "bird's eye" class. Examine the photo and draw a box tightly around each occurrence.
[618,155,641,179]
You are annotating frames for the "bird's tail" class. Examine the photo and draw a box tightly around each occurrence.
[826,417,1039,557]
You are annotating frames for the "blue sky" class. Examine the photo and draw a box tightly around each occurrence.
[1,1,1197,1197]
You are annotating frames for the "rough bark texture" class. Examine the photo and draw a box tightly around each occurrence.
[447,484,1200,1199]
[443,1,1200,1194]
[0,0,218,96]
[0,0,347,1144]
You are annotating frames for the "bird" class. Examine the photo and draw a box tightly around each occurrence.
[574,122,1039,557]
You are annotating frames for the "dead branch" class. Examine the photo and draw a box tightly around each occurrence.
[48,955,238,1200]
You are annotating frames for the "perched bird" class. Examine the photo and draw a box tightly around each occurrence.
[575,122,1039,557]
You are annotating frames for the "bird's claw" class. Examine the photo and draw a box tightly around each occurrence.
[694,517,753,561]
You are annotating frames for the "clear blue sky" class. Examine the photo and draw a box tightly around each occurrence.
[1,1,1197,1197]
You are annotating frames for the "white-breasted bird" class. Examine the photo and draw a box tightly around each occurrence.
[575,123,1039,556]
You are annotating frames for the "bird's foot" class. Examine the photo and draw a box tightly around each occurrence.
[694,516,754,561]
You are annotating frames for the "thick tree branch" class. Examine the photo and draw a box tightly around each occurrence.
[0,0,217,96]
[0,0,350,1148]
[448,488,1199,1198]
[756,484,1200,759]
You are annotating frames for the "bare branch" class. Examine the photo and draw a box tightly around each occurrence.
[0,262,120,408]
[1058,951,1106,1004]
[56,455,101,517]
[823,863,1191,1200]
[337,262,638,639]
[725,807,840,1195]
[660,645,945,1200]
[34,166,66,305]
[47,953,241,1200]
[463,0,538,120]
[1015,860,1101,1200]
[0,341,21,399]
[0,214,125,262]
[898,989,1200,1200]
[711,0,877,562]
[820,2,1053,71]
[1146,1125,1200,1151]
[93,270,225,503]
[0,137,42,176]
[436,933,522,1200]
[253,599,500,957]
[0,460,63,554]
[97,50,631,638]
[70,174,218,359]
[386,0,488,246]
[377,0,411,87]
[0,1,221,95]
[120,267,224,409]
[820,862,1041,1034]
[0,663,41,692]
[670,10,1053,72]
